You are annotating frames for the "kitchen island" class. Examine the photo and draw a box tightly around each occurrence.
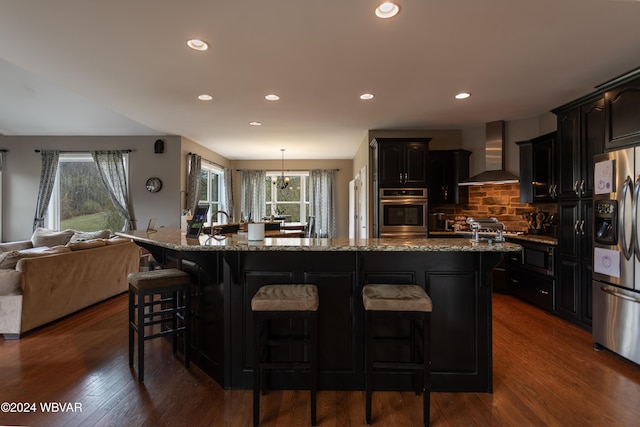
[118,228,520,393]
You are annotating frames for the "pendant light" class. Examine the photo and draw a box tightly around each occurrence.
[272,148,290,190]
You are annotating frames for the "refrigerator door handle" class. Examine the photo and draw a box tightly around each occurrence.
[600,286,640,304]
[634,175,640,262]
[622,176,634,260]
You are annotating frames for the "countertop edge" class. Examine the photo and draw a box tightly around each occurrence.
[117,229,521,252]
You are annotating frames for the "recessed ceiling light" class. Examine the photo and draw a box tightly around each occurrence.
[375,2,400,19]
[187,39,208,51]
[360,93,375,100]
[455,92,471,99]
[265,94,280,101]
[198,94,213,101]
[249,121,262,126]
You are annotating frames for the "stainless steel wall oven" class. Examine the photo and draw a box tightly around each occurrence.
[378,188,428,237]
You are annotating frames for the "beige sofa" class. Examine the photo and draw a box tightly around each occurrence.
[0,229,140,339]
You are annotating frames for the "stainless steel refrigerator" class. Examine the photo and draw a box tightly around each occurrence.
[592,147,640,365]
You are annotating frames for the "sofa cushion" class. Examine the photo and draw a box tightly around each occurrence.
[31,228,74,248]
[0,241,34,252]
[0,246,71,269]
[105,236,132,245]
[67,239,107,251]
[69,229,112,243]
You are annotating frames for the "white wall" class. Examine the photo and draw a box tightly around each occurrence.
[0,135,180,241]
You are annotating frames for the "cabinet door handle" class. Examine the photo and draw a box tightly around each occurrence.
[574,220,581,234]
[580,219,585,235]
[573,180,580,196]
[539,290,549,295]
[553,184,558,198]
[400,173,403,182]
[580,180,585,196]
[444,186,448,200]
[548,186,553,197]
[405,172,408,182]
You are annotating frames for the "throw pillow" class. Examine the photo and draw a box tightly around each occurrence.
[31,228,75,248]
[0,246,71,269]
[69,229,112,243]
[66,239,107,251]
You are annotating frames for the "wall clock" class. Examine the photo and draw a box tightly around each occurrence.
[145,177,163,193]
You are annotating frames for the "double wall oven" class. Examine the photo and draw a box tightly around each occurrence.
[378,188,428,237]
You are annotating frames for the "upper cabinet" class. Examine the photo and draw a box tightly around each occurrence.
[517,132,557,203]
[372,138,431,188]
[428,149,471,204]
[553,95,604,200]
[602,73,640,149]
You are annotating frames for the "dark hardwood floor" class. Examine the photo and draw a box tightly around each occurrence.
[2,292,640,426]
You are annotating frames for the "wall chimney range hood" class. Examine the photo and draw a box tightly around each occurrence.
[459,120,519,186]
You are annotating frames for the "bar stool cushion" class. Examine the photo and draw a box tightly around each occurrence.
[128,269,190,290]
[251,284,319,312]
[362,284,432,312]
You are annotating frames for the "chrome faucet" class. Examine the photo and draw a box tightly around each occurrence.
[212,210,230,223]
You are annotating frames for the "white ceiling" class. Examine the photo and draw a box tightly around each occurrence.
[0,0,639,160]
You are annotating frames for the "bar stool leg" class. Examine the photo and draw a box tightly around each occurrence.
[184,287,191,368]
[253,314,261,427]
[424,312,431,427]
[310,312,318,426]
[128,290,134,367]
[365,310,373,425]
[172,291,178,356]
[137,291,145,383]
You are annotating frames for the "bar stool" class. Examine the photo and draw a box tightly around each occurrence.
[128,268,191,383]
[362,284,433,426]
[251,284,319,426]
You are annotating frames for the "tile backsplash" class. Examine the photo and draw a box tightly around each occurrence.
[430,183,557,232]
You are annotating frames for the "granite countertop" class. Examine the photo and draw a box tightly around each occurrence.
[117,228,521,252]
[429,230,558,246]
[506,234,558,246]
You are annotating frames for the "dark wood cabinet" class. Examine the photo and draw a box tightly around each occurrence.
[554,96,604,200]
[373,138,431,188]
[581,98,605,198]
[602,72,640,149]
[428,149,471,204]
[556,199,593,326]
[552,95,602,329]
[517,132,557,203]
[510,268,555,312]
[556,108,580,199]
[506,239,556,313]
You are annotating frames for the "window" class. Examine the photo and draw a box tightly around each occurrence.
[265,172,308,222]
[47,153,126,232]
[198,163,225,224]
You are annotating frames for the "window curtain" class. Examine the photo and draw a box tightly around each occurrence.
[33,150,59,231]
[222,166,234,221]
[309,169,337,237]
[240,170,266,222]
[91,150,137,231]
[186,153,202,215]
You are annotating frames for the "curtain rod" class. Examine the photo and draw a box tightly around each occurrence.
[188,152,225,169]
[35,149,133,153]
